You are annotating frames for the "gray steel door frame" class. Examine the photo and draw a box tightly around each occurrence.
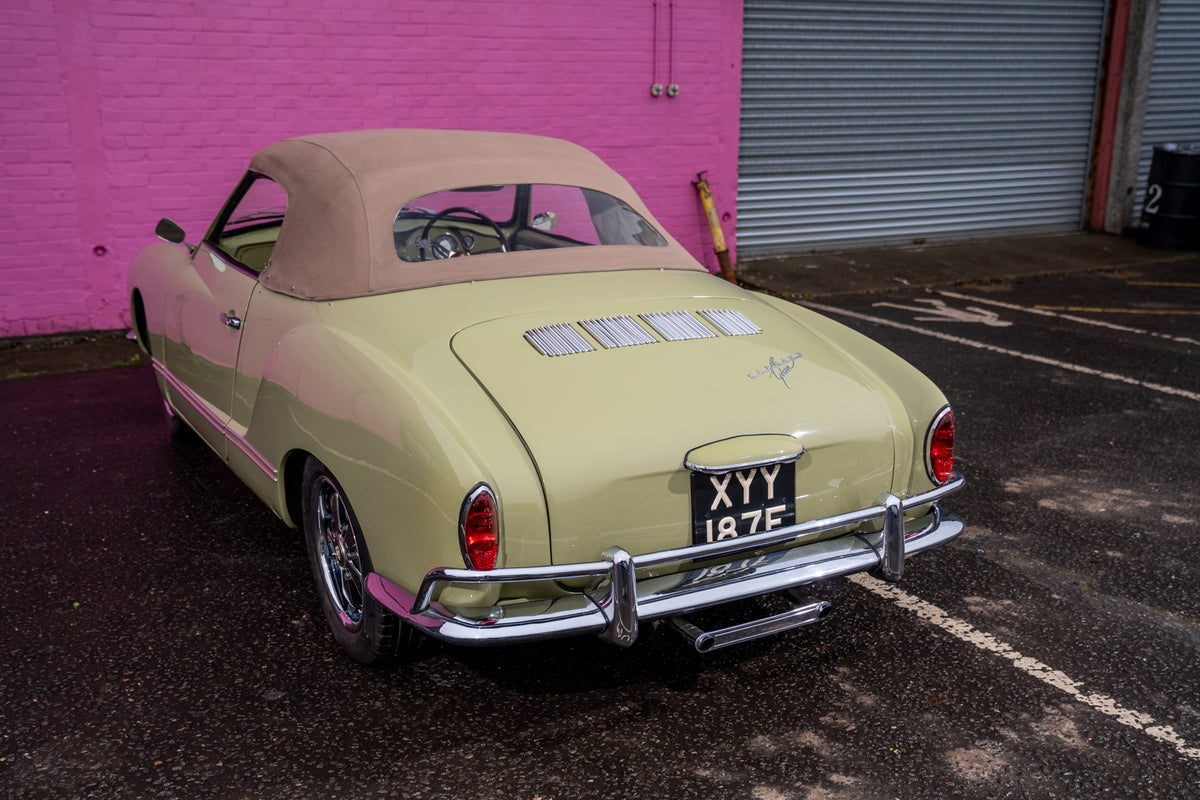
[739,0,1109,258]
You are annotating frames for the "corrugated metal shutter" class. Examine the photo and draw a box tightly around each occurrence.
[1136,0,1200,214]
[738,0,1107,257]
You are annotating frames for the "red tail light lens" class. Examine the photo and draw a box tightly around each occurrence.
[460,485,498,570]
[927,407,955,484]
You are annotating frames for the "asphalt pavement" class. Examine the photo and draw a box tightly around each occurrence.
[3,231,1200,799]
[735,230,1200,299]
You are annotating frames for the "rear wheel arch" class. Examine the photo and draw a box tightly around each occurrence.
[299,454,423,665]
[280,448,312,529]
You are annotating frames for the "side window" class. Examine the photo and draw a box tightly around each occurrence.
[582,189,667,247]
[212,176,287,274]
[394,185,518,261]
[404,185,518,225]
[527,185,602,245]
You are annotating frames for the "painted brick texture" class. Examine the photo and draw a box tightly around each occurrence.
[1,0,742,337]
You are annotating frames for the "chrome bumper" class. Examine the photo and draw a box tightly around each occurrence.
[367,473,965,648]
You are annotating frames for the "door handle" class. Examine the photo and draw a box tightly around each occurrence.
[219,312,242,330]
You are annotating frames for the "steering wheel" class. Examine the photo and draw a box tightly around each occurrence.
[419,207,510,261]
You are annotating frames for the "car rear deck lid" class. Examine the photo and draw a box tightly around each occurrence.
[684,434,805,474]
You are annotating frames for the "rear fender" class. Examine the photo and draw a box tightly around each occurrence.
[247,323,550,599]
[126,241,192,362]
[759,294,950,497]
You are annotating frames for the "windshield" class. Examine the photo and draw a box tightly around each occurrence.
[393,184,667,262]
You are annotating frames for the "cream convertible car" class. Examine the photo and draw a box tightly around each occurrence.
[128,130,964,664]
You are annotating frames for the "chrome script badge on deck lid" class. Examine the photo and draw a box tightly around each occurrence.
[748,353,803,388]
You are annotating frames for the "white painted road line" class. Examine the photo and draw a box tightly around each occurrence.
[802,301,1200,403]
[849,573,1200,762]
[872,297,1012,327]
[936,289,1200,347]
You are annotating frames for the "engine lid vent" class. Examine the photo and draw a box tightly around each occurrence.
[580,315,656,349]
[640,311,717,342]
[698,308,761,336]
[524,323,594,357]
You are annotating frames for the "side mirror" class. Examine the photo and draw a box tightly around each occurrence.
[155,218,187,244]
[531,211,558,232]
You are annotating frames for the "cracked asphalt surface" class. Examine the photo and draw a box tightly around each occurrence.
[3,256,1199,799]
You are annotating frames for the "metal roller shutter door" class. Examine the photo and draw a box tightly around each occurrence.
[739,0,1107,257]
[1137,0,1200,216]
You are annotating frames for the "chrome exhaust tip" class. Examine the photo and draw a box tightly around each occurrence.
[664,589,832,652]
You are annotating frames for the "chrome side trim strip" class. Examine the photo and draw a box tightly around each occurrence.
[152,358,278,482]
[227,429,278,480]
[640,310,716,341]
[153,357,222,430]
[580,315,656,349]
[698,308,761,336]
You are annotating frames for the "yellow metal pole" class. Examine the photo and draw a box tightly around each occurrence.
[693,171,737,283]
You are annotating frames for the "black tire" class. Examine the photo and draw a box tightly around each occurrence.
[301,456,419,666]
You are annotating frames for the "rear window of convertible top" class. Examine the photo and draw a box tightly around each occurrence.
[393,184,667,262]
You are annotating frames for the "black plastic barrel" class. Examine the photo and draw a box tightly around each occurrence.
[1137,144,1200,250]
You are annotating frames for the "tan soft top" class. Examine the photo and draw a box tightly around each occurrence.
[251,130,703,300]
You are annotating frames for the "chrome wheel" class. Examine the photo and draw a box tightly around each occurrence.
[302,456,418,665]
[313,475,365,630]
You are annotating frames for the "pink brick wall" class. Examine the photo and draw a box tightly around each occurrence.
[0,0,743,338]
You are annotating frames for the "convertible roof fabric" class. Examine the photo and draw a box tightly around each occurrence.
[251,130,703,300]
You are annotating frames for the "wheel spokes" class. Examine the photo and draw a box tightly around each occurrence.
[316,478,364,626]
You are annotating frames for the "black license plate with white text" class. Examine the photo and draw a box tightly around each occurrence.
[690,461,796,545]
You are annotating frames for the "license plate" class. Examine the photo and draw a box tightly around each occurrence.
[690,461,796,545]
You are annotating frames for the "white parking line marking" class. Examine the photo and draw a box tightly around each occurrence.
[936,290,1200,347]
[872,298,1012,327]
[1036,306,1200,316]
[849,574,1200,762]
[802,301,1200,403]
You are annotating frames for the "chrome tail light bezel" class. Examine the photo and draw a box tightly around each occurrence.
[459,483,500,571]
[925,405,956,485]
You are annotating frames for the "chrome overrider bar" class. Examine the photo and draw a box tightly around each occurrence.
[366,473,965,648]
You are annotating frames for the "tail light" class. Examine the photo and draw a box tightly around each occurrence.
[460,484,499,570]
[926,407,955,485]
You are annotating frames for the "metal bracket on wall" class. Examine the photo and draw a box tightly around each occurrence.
[650,1,678,98]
